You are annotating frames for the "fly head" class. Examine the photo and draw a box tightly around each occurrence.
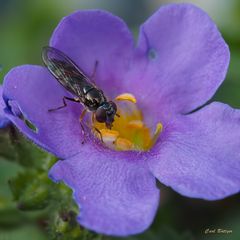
[95,101,117,129]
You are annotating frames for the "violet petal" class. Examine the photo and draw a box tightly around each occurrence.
[49,144,160,236]
[3,65,84,158]
[148,102,240,200]
[126,3,229,123]
[0,85,10,127]
[50,10,134,99]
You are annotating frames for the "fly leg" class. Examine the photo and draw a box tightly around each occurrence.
[48,96,80,112]
[91,113,103,143]
[79,110,103,144]
[93,127,103,143]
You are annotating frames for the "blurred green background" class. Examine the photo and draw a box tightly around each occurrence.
[0,0,240,240]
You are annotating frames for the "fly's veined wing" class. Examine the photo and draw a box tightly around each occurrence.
[42,46,94,97]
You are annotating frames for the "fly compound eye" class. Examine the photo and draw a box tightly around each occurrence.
[96,106,107,123]
[109,101,117,112]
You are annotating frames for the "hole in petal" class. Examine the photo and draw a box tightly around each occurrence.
[5,99,22,117]
[6,100,38,133]
[22,117,38,133]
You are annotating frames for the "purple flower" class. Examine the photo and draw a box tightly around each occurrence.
[1,3,240,236]
[0,86,10,127]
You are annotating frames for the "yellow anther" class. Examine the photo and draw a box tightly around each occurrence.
[99,129,120,150]
[115,93,137,103]
[154,123,163,137]
[149,122,163,149]
[100,129,119,142]
[127,120,144,129]
[115,137,133,151]
[92,93,162,151]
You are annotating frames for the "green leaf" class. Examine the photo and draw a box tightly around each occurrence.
[0,126,55,169]
[0,225,48,240]
[9,170,54,211]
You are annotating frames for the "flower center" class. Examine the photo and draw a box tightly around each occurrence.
[92,93,162,151]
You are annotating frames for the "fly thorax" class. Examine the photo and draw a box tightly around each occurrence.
[84,87,105,110]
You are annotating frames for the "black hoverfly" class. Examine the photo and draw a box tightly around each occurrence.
[42,46,119,133]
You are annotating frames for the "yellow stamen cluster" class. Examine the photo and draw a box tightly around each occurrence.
[92,93,162,151]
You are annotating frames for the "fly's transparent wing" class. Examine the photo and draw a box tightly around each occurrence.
[42,46,94,97]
